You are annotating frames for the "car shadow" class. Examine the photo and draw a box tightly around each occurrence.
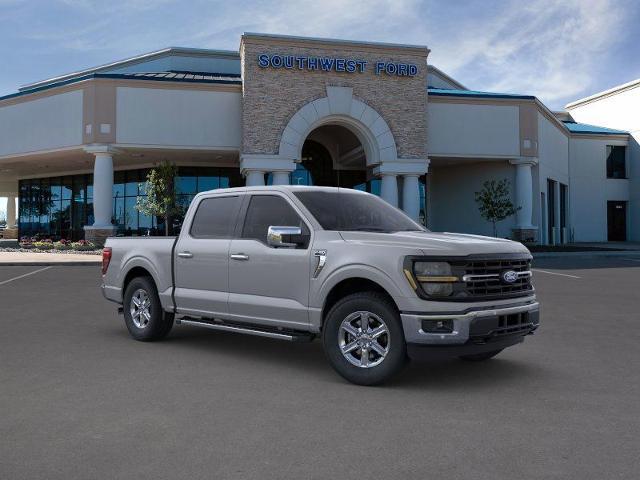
[141,325,544,389]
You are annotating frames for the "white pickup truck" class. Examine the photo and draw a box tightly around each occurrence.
[101,186,540,385]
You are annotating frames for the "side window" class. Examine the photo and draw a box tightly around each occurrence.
[242,195,309,245]
[190,196,241,238]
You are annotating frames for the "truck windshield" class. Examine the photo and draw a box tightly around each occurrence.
[294,191,425,233]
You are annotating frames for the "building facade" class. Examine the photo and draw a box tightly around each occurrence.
[0,33,636,244]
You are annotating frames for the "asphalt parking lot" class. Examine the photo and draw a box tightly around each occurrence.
[1,257,639,479]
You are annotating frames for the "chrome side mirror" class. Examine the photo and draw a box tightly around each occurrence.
[267,226,303,248]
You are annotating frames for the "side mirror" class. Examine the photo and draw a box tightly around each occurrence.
[267,226,305,248]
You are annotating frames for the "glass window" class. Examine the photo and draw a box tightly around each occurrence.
[242,195,308,244]
[113,171,125,199]
[190,196,242,238]
[125,170,139,196]
[176,174,197,195]
[124,197,139,235]
[294,191,423,232]
[198,176,218,192]
[61,177,73,200]
[606,146,626,179]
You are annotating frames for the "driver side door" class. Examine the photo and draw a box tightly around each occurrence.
[227,193,312,330]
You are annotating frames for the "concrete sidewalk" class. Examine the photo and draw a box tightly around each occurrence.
[0,251,102,266]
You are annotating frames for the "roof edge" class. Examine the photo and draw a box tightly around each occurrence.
[19,46,240,92]
[565,78,640,109]
[427,65,467,90]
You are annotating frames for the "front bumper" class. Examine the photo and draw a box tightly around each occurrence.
[401,301,540,359]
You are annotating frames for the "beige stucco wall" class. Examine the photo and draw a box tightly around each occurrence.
[240,35,428,160]
[115,86,242,148]
[0,90,83,157]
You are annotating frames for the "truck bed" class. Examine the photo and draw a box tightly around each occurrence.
[102,236,177,310]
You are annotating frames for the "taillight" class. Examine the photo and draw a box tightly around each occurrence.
[102,247,112,275]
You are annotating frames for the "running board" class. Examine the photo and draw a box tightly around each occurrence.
[177,318,315,342]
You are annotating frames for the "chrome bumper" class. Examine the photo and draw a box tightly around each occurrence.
[401,302,540,345]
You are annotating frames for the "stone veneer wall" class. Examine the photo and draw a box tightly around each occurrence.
[240,36,429,160]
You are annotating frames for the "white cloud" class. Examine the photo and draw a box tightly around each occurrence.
[2,0,634,109]
[426,0,628,107]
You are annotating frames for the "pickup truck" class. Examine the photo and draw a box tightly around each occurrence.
[101,186,539,385]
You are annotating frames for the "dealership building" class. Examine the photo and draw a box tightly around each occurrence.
[0,33,637,244]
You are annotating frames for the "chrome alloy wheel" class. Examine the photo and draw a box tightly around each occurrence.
[130,288,152,328]
[338,311,390,368]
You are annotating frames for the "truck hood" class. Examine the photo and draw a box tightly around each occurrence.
[339,230,531,256]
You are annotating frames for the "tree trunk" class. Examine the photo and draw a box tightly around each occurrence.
[164,215,170,236]
[492,221,498,237]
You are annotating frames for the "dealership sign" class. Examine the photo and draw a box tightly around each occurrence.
[257,54,418,77]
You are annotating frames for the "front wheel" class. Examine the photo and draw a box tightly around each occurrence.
[123,276,173,341]
[322,292,407,386]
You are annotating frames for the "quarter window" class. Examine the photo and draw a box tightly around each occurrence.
[606,146,626,179]
[190,196,241,238]
[242,195,308,245]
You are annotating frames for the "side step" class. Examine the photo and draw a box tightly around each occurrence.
[176,317,315,343]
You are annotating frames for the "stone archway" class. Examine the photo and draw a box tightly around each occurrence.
[278,86,398,166]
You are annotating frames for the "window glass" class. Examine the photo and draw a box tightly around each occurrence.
[190,196,241,238]
[606,146,626,179]
[242,195,308,244]
[294,191,423,232]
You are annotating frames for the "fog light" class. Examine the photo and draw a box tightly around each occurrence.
[421,319,454,333]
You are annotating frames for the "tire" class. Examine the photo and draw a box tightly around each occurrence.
[459,349,503,362]
[123,276,174,341]
[322,292,406,386]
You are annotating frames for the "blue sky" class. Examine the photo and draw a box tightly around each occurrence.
[0,0,639,109]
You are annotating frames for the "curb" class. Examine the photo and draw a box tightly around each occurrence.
[533,251,640,258]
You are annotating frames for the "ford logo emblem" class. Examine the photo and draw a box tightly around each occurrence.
[501,270,519,284]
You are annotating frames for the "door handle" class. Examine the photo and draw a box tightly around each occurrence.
[177,251,193,259]
[230,253,249,261]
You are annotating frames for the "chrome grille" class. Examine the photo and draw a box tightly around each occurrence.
[438,256,533,300]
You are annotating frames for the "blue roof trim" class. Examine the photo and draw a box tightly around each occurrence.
[428,87,535,100]
[0,72,242,102]
[562,121,628,135]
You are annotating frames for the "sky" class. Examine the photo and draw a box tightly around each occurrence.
[1,0,640,214]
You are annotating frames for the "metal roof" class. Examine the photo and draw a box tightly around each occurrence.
[562,121,628,135]
[19,47,240,92]
[0,71,241,103]
[428,87,535,100]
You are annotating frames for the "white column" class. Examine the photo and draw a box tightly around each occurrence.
[91,152,114,227]
[380,174,398,207]
[512,160,535,229]
[271,171,290,185]
[401,175,420,221]
[6,195,17,228]
[245,170,265,187]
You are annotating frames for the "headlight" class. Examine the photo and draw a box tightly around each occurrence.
[412,261,457,297]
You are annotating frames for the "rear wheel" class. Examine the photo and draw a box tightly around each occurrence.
[323,292,406,386]
[123,276,173,341]
[459,349,503,362]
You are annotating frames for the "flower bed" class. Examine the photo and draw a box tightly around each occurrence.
[5,237,102,254]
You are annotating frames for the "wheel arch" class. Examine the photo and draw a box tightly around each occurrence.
[320,274,400,330]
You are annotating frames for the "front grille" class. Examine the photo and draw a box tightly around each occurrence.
[459,258,532,298]
[469,311,538,342]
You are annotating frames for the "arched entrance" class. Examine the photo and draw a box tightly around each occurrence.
[291,124,380,194]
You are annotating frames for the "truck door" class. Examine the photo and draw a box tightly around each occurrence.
[173,194,243,317]
[227,193,312,330]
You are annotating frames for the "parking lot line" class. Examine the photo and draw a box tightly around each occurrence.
[532,269,581,279]
[0,266,52,286]
[623,258,640,263]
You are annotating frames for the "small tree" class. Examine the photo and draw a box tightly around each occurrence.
[136,161,181,236]
[474,179,519,237]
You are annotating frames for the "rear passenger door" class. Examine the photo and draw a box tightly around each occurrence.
[227,193,312,330]
[173,194,243,317]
